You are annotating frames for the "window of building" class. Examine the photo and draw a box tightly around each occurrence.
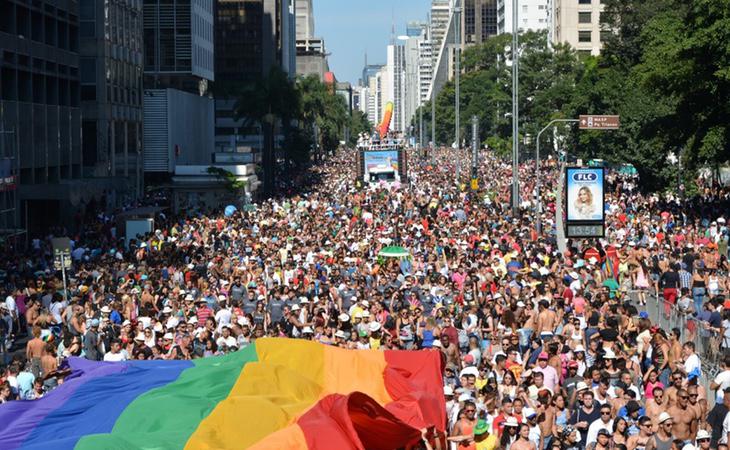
[578,30,592,42]
[579,0,592,4]
[578,12,592,23]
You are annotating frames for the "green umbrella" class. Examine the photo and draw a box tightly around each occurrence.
[378,246,410,258]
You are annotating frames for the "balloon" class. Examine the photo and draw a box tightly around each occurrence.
[224,205,237,217]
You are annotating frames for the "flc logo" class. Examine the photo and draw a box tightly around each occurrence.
[572,172,598,182]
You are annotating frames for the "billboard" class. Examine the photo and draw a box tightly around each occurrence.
[363,150,399,172]
[565,167,605,237]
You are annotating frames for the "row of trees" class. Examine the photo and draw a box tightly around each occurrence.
[230,69,371,195]
[417,0,730,192]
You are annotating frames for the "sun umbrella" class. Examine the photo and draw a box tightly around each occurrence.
[378,246,410,258]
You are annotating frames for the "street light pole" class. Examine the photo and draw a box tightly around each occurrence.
[454,0,461,151]
[511,0,520,216]
[535,118,579,235]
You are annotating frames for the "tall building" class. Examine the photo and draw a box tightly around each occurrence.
[142,0,215,93]
[80,0,144,202]
[553,0,606,55]
[295,0,314,40]
[142,1,216,175]
[430,0,451,62]
[215,0,296,153]
[497,0,550,35]
[385,44,406,133]
[0,0,82,230]
[462,0,498,45]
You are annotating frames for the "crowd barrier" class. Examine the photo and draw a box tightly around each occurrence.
[629,289,724,402]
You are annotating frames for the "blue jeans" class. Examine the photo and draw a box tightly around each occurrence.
[692,287,706,313]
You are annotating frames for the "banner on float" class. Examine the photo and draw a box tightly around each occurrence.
[565,166,605,238]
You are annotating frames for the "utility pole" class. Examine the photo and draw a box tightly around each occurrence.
[471,115,479,191]
[454,0,461,150]
[511,0,520,216]
[419,104,424,155]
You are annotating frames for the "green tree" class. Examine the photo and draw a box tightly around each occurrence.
[234,67,300,195]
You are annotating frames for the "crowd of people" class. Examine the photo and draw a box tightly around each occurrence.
[3,147,730,450]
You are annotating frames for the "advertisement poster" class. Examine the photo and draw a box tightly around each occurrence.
[566,167,604,222]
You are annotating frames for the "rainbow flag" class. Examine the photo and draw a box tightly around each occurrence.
[0,338,445,449]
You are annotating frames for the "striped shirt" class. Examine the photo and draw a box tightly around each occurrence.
[679,269,692,290]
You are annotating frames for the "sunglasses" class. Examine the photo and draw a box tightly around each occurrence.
[698,439,710,443]
[600,412,611,416]
[679,396,689,400]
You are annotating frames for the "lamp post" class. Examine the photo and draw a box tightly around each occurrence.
[454,0,461,150]
[511,0,520,216]
[535,118,579,235]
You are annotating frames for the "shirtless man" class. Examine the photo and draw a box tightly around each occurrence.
[645,387,668,426]
[535,300,558,338]
[687,385,706,430]
[440,334,460,367]
[24,299,40,332]
[25,325,45,377]
[665,371,685,408]
[667,389,699,441]
[628,416,656,450]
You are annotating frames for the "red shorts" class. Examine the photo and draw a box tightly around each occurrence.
[663,288,677,304]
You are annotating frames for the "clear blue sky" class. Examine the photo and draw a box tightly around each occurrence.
[313,0,432,85]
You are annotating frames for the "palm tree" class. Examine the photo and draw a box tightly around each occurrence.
[234,67,300,196]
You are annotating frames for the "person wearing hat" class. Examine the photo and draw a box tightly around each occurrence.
[587,428,611,450]
[499,417,520,449]
[83,318,102,361]
[534,351,559,392]
[695,429,711,450]
[471,419,498,450]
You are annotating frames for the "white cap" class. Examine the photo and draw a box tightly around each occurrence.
[122,320,131,327]
[100,306,111,314]
[188,316,198,324]
[291,304,301,311]
[603,349,616,359]
[443,386,454,396]
[658,412,673,424]
[696,429,711,441]
[163,333,174,340]
[574,345,585,353]
[517,301,526,308]
[162,306,173,314]
[459,367,479,379]
[457,393,473,402]
[166,317,179,329]
[576,381,589,392]
[299,297,310,304]
[335,330,346,339]
[504,417,519,427]
[134,332,145,341]
[682,445,697,450]
[361,300,369,307]
[432,340,443,348]
[361,311,370,318]
[338,313,350,322]
[569,271,580,279]
[523,408,537,419]
[369,322,381,332]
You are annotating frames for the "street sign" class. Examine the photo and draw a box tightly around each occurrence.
[579,115,620,130]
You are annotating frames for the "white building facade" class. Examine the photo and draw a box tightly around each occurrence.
[497,0,551,35]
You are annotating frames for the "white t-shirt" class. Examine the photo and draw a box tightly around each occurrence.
[103,352,127,362]
[714,369,730,403]
[684,353,701,376]
[722,411,730,444]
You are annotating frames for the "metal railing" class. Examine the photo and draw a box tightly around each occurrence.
[630,290,725,402]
